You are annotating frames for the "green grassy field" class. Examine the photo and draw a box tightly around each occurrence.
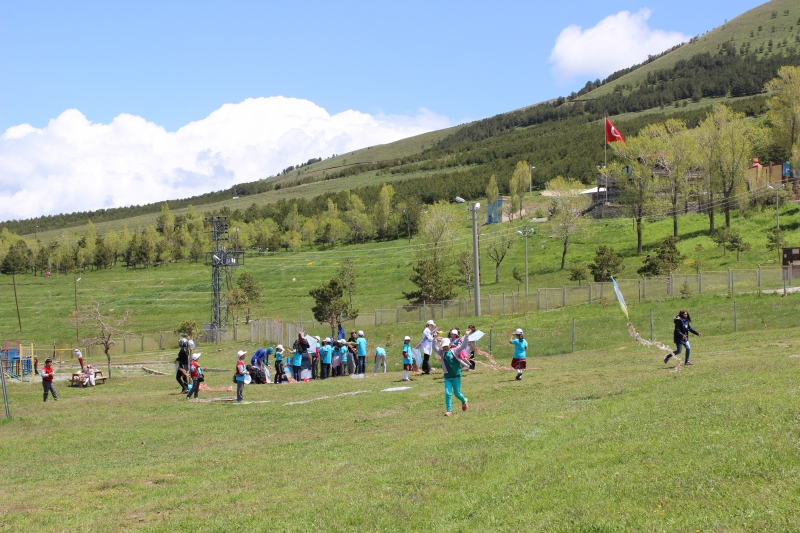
[2,291,800,532]
[3,198,797,348]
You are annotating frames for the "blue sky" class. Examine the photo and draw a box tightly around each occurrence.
[0,0,765,219]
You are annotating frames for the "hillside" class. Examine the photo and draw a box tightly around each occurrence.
[582,0,799,99]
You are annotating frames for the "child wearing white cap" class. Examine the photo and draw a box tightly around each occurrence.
[437,337,469,416]
[509,329,527,380]
[187,353,202,399]
[420,320,437,374]
[274,345,285,384]
[234,350,248,402]
[356,330,367,374]
[401,336,414,381]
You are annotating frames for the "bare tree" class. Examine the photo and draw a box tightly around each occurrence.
[419,201,458,264]
[79,300,132,379]
[485,228,515,283]
[545,176,591,270]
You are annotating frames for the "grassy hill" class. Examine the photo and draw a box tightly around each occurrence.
[583,0,800,99]
[2,199,797,347]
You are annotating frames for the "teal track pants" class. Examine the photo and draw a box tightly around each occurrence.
[444,377,467,412]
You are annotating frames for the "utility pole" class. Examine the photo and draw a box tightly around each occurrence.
[517,227,535,294]
[12,274,22,332]
[470,203,481,316]
[74,275,81,343]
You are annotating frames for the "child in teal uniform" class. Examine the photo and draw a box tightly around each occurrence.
[356,330,367,374]
[273,344,285,384]
[401,336,414,381]
[509,328,527,380]
[437,338,469,417]
[337,340,349,376]
[321,338,333,379]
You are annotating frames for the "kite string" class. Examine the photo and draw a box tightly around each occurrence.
[627,322,682,373]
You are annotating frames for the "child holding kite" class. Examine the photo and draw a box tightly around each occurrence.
[664,310,702,366]
[437,338,469,417]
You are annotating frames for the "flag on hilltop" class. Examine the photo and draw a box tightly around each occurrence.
[605,117,625,144]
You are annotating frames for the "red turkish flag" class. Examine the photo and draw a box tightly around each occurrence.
[605,117,625,144]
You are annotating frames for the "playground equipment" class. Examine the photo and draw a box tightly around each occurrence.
[1,341,35,382]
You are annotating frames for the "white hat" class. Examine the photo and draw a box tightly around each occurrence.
[314,336,321,342]
[515,328,524,335]
[450,329,459,336]
[192,353,201,361]
[73,349,82,356]
[441,338,451,347]
[276,344,284,351]
[358,330,364,336]
[338,339,346,344]
[237,350,247,357]
[426,320,435,326]
[324,337,331,343]
[188,340,196,350]
[404,335,411,341]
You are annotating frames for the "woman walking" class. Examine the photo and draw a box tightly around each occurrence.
[664,310,702,365]
[509,329,527,380]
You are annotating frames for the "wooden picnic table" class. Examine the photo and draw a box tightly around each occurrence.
[69,369,107,387]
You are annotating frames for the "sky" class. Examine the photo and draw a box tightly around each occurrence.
[0,0,764,221]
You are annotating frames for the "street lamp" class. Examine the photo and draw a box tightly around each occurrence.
[468,203,482,316]
[517,227,535,294]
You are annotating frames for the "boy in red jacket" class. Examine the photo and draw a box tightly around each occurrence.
[41,358,59,402]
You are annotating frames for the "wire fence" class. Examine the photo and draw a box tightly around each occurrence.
[280,266,798,330]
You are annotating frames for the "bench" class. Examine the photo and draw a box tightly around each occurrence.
[70,370,107,387]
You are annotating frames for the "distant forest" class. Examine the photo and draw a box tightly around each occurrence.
[3,43,798,237]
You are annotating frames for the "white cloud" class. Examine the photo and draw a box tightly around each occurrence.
[0,97,451,220]
[549,9,690,83]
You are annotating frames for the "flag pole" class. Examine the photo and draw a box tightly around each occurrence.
[604,115,607,169]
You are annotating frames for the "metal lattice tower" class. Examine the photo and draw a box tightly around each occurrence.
[204,216,244,341]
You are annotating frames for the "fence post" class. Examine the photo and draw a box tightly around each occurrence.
[669,272,674,296]
[731,273,735,297]
[588,283,592,303]
[423,301,426,322]
[537,289,541,311]
[442,302,445,320]
[234,326,238,342]
[734,301,737,333]
[757,264,761,288]
[784,267,787,296]
[642,277,646,299]
[727,268,731,292]
[545,289,549,311]
[571,318,575,353]
[638,281,641,303]
[649,309,654,341]
[141,334,144,352]
[374,311,377,327]
[562,286,566,307]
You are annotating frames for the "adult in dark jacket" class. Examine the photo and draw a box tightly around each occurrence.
[175,339,190,393]
[664,310,702,365]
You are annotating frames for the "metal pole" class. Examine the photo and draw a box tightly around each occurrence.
[731,272,735,297]
[733,301,737,333]
[12,274,22,332]
[74,274,79,343]
[649,309,654,341]
[472,203,481,317]
[571,318,575,353]
[525,231,529,294]
[0,355,10,418]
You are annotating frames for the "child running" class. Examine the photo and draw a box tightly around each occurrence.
[186,353,202,399]
[437,338,469,417]
[510,328,527,380]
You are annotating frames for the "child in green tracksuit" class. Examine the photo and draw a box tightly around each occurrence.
[438,338,468,417]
